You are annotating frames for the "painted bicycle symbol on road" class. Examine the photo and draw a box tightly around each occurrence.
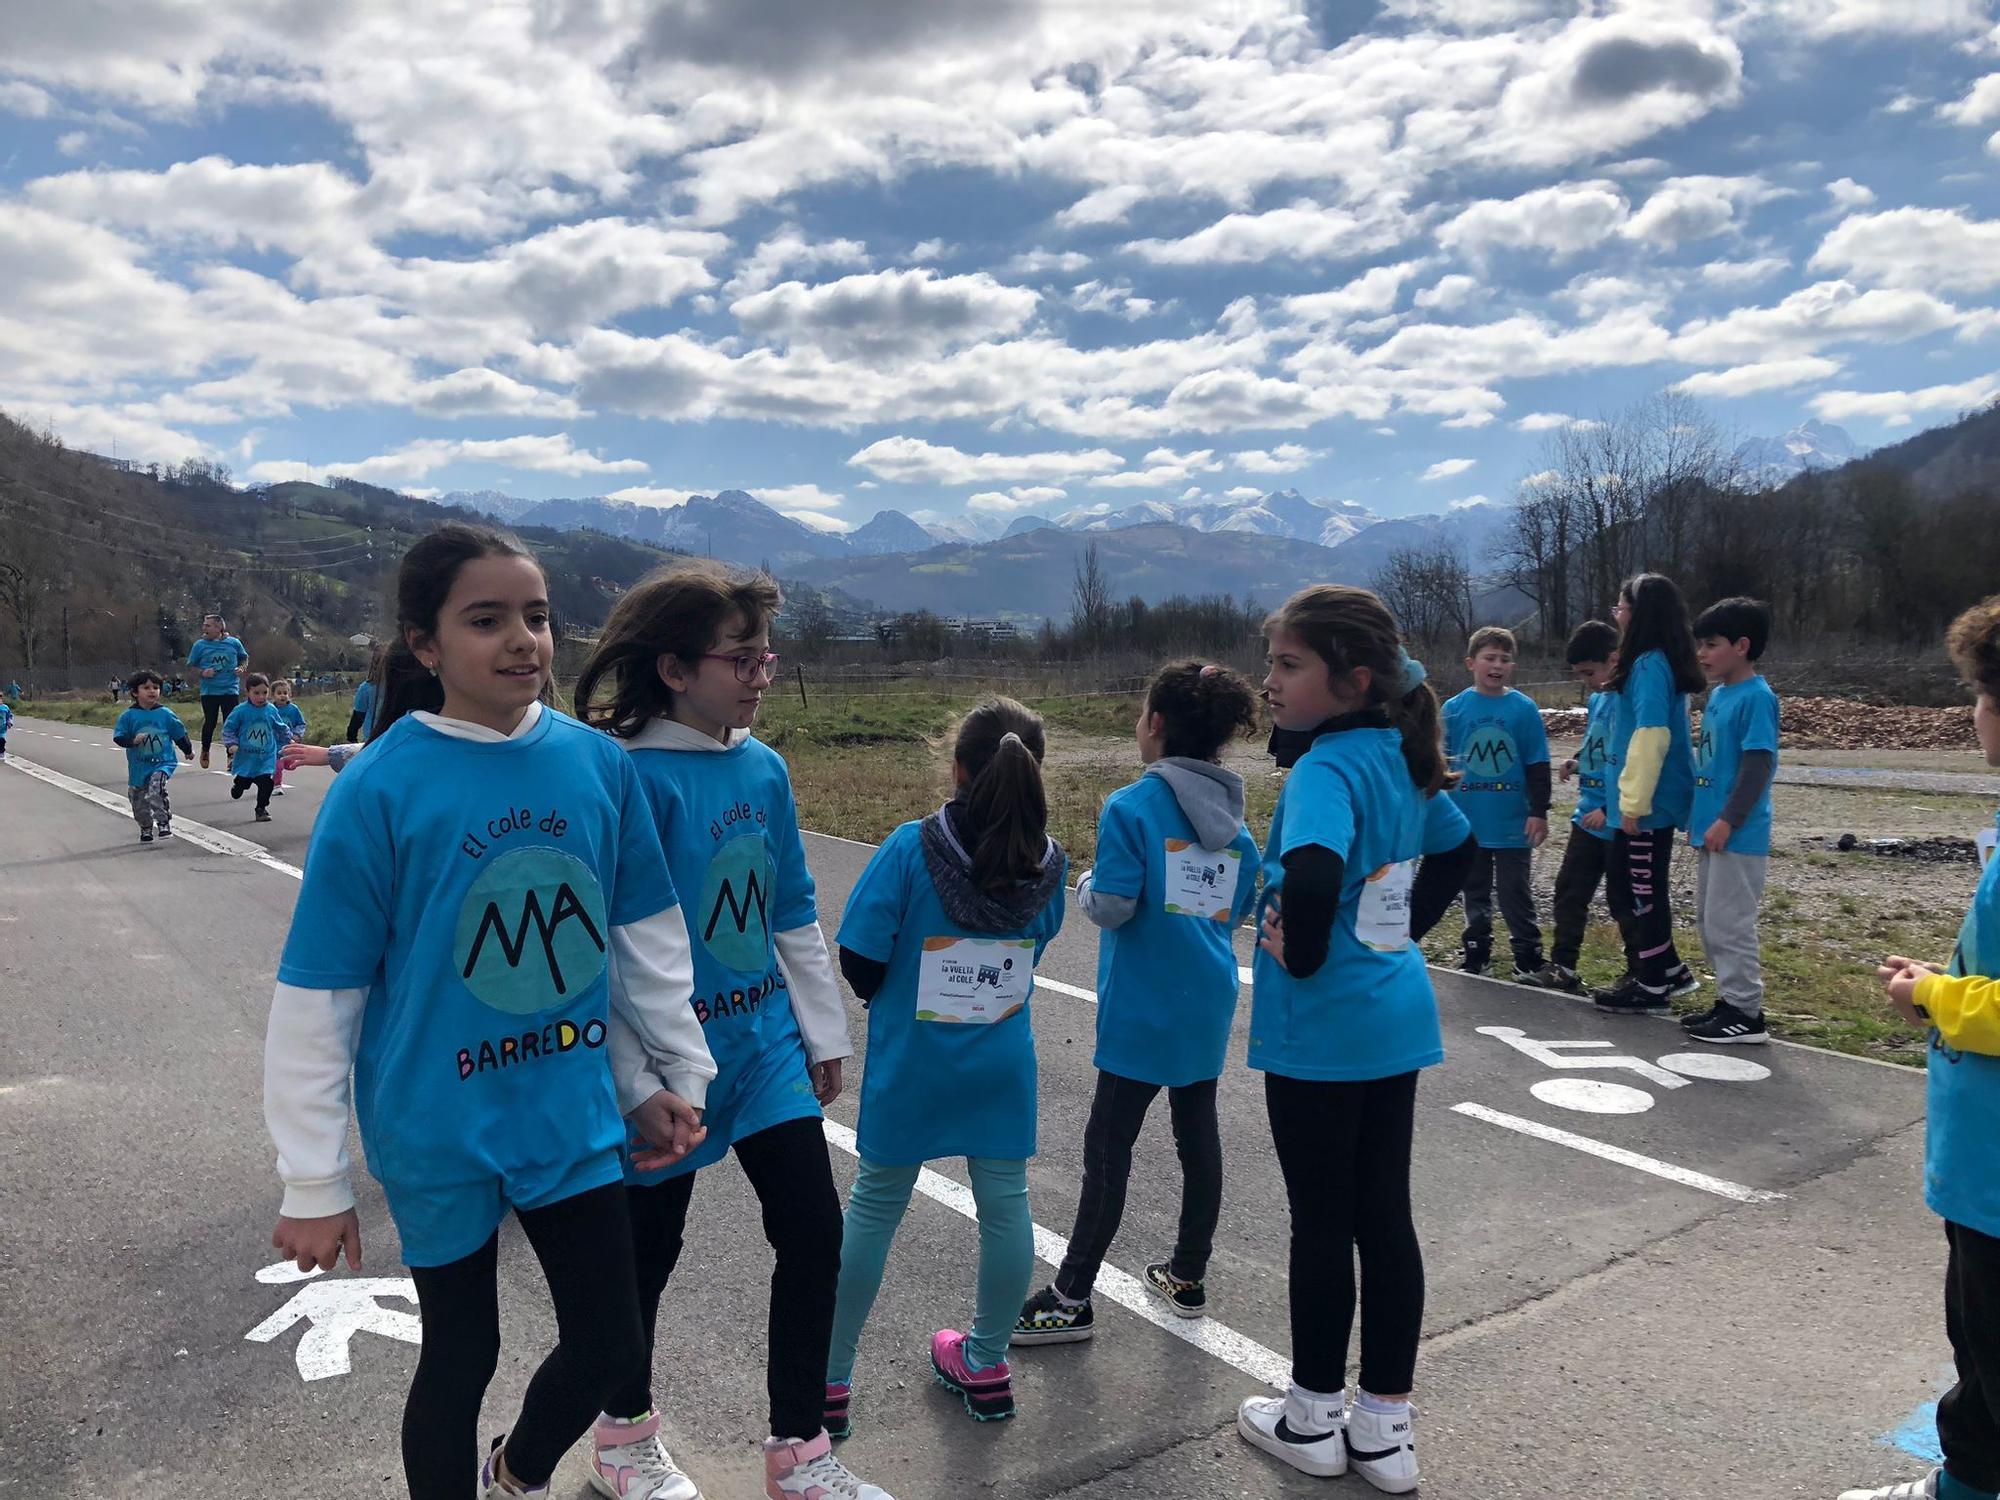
[1478,1025,1770,1114]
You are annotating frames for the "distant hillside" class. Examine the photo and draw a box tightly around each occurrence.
[1840,398,2000,498]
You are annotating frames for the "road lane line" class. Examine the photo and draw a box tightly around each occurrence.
[4,754,305,880]
[1450,1102,1786,1204]
[818,1118,1290,1390]
[1034,976,1097,1004]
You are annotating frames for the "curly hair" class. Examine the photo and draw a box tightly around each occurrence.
[1145,660,1260,761]
[1946,594,2000,702]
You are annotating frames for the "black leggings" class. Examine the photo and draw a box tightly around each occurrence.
[199,693,237,752]
[232,773,274,812]
[1942,1219,2000,1492]
[627,1115,842,1441]
[1055,1071,1221,1299]
[1608,826,1683,989]
[1265,1070,1423,1397]
[404,1181,649,1498]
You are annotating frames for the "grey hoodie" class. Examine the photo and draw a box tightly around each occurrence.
[1077,756,1249,930]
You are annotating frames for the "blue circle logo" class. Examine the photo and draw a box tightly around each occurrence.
[453,846,609,1015]
[1462,724,1519,780]
[696,832,776,972]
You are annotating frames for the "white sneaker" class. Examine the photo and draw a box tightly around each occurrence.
[1838,1473,1939,1500]
[1345,1399,1419,1494]
[1237,1387,1348,1478]
[763,1431,895,1498]
[591,1412,701,1500]
[480,1435,548,1497]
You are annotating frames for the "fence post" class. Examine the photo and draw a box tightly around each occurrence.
[796,663,810,710]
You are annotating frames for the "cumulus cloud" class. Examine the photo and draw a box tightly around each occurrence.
[1620,175,1777,245]
[750,482,845,512]
[846,435,1122,484]
[0,80,55,116]
[1701,255,1789,288]
[1671,356,1843,398]
[1438,182,1628,260]
[1281,263,1424,330]
[1421,457,1476,480]
[607,486,697,508]
[1414,274,1479,311]
[732,268,1038,357]
[1086,447,1222,488]
[1068,280,1156,320]
[247,434,647,486]
[1808,373,2000,425]
[1759,0,1991,38]
[1670,279,1965,364]
[1513,411,1595,431]
[720,223,870,299]
[1810,207,2000,294]
[966,483,1070,517]
[1941,74,2000,128]
[1224,485,1264,500]
[1826,177,1876,210]
[1234,444,1326,473]
[1128,201,1414,266]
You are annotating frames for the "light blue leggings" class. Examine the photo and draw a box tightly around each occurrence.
[827,1155,1033,1381]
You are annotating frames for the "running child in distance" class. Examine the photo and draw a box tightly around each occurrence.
[221,673,290,823]
[270,679,307,797]
[112,671,193,844]
[187,612,248,769]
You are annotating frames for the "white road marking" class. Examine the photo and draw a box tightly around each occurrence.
[3,753,305,880]
[244,1264,422,1381]
[1657,1052,1772,1083]
[1530,1078,1656,1114]
[1034,975,1097,1004]
[0,1074,67,1097]
[1450,1102,1786,1204]
[1477,1025,1689,1090]
[819,1118,1289,1391]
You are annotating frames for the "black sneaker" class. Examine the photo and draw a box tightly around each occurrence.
[1460,951,1490,977]
[1511,959,1547,984]
[254,808,272,822]
[1687,1003,1768,1045]
[1665,963,1702,999]
[1594,975,1671,1015]
[1011,1285,1094,1345]
[1143,1261,1207,1319]
[139,831,154,843]
[1679,1001,1720,1031]
[1529,962,1584,994]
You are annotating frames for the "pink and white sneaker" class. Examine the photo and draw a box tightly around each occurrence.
[928,1329,1015,1422]
[480,1435,548,1498]
[590,1412,701,1500]
[763,1431,895,1499]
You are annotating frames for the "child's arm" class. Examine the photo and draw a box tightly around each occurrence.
[606,904,717,1113]
[221,709,241,752]
[768,778,853,1071]
[264,984,367,1222]
[1914,970,2000,1057]
[1077,796,1144,931]
[1704,749,1776,851]
[112,712,137,748]
[1411,793,1476,941]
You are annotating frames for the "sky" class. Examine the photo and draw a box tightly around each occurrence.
[4,0,2000,539]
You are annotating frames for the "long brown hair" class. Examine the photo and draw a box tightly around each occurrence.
[1263,584,1456,795]
[953,697,1050,897]
[574,559,782,738]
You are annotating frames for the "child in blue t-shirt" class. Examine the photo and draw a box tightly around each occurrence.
[830,699,1067,1428]
[1236,585,1474,1494]
[270,679,306,797]
[1536,620,1641,994]
[575,560,887,1500]
[1013,662,1260,1348]
[1860,596,2000,1500]
[1442,625,1551,981]
[1596,572,1705,1015]
[187,613,248,768]
[221,674,290,822]
[1684,598,1781,1046]
[263,523,717,1500]
[0,694,11,759]
[112,671,192,843]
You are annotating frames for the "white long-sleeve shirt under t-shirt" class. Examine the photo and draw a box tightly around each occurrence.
[263,700,715,1220]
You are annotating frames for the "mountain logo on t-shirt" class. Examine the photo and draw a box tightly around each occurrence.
[1461,724,1520,782]
[1694,721,1715,773]
[454,845,609,1015]
[697,830,776,972]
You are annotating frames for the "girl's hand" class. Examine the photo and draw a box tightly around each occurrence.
[281,742,331,769]
[1558,758,1577,784]
[1700,820,1733,854]
[1875,960,1932,1026]
[273,1209,362,1273]
[1620,813,1640,836]
[201,666,215,678]
[628,1090,708,1173]
[810,1058,843,1106]
[1525,817,1548,849]
[1258,905,1287,974]
[1580,808,1607,831]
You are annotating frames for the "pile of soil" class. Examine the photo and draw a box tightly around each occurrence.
[1799,833,1983,864]
[1540,695,1976,753]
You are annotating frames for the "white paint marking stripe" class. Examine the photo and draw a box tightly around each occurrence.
[819,1118,1289,1390]
[1451,1101,1786,1204]
[1033,975,1097,1004]
[3,754,305,881]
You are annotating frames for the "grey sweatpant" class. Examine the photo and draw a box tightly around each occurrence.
[127,770,172,835]
[1463,845,1543,969]
[1695,848,1766,1017]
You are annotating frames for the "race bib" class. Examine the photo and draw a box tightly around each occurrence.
[1355,860,1415,952]
[1162,839,1241,922]
[916,936,1034,1024]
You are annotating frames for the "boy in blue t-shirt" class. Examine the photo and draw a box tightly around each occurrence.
[1684,597,1780,1046]
[1533,621,1641,994]
[0,695,11,759]
[1443,626,1552,980]
[221,673,290,822]
[112,671,193,843]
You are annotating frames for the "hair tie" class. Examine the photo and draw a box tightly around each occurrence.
[1000,730,1024,748]
[1395,647,1427,695]
[1199,663,1220,678]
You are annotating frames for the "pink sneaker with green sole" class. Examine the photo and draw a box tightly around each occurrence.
[929,1329,1015,1422]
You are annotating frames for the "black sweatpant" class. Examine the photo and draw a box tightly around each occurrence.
[1461,846,1542,970]
[403,1181,649,1498]
[1607,826,1683,989]
[1942,1220,2000,1493]
[627,1115,842,1441]
[1054,1071,1222,1300]
[198,692,238,753]
[1265,1070,1423,1397]
[232,773,274,813]
[1550,824,1639,973]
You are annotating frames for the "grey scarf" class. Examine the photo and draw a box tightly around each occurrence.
[919,799,1066,934]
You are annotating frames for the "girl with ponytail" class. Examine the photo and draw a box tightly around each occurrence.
[828,698,1068,1429]
[1236,585,1476,1494]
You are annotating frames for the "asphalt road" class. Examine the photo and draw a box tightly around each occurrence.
[0,713,1958,1499]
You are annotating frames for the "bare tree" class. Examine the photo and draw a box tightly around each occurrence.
[0,495,69,692]
[1070,539,1112,654]
[790,592,836,662]
[1372,540,1474,647]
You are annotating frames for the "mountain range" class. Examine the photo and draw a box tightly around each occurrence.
[1730,420,1858,489]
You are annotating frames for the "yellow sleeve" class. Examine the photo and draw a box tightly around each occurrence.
[1617,726,1669,819]
[1915,970,2000,1058]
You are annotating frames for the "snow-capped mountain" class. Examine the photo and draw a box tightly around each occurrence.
[1732,420,1859,489]
[847,509,936,554]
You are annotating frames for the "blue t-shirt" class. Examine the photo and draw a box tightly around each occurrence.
[187,636,248,697]
[115,706,187,786]
[1571,691,1617,841]
[223,701,289,779]
[1443,688,1550,850]
[275,701,307,739]
[1605,650,1695,832]
[276,709,678,1265]
[353,680,377,740]
[1689,675,1780,856]
[1250,727,1470,1082]
[624,735,821,1181]
[1927,808,2000,1238]
[0,701,12,735]
[837,820,1066,1164]
[1088,775,1260,1087]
